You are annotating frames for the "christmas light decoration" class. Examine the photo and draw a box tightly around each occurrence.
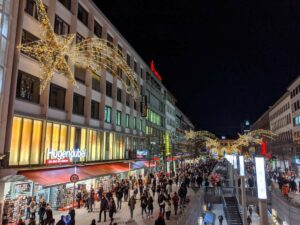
[184,130,216,141]
[233,129,277,149]
[18,0,139,99]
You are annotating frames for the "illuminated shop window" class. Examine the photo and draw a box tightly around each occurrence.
[9,116,42,166]
[104,105,112,123]
[116,110,122,126]
[125,114,130,128]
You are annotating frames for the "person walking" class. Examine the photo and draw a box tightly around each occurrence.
[218,215,223,225]
[98,195,108,223]
[28,218,36,225]
[76,191,82,209]
[29,199,37,220]
[247,215,252,225]
[108,198,116,225]
[147,196,154,218]
[116,187,123,210]
[128,195,136,220]
[248,206,253,217]
[155,213,166,225]
[165,200,171,220]
[158,194,165,215]
[44,204,53,225]
[91,219,96,225]
[172,192,179,215]
[88,188,95,212]
[38,200,46,225]
[141,193,148,217]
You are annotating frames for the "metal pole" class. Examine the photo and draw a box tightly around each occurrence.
[73,182,75,209]
[241,176,247,225]
[258,199,268,225]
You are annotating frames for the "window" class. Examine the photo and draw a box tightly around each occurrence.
[74,65,86,83]
[295,116,300,126]
[134,101,137,110]
[49,83,66,110]
[58,0,71,10]
[94,21,102,38]
[92,74,100,92]
[134,61,137,73]
[140,68,143,77]
[91,101,99,119]
[117,88,122,102]
[133,117,137,129]
[117,44,123,56]
[54,15,70,35]
[107,33,113,48]
[140,119,143,130]
[140,85,143,96]
[76,33,84,44]
[125,114,130,128]
[25,0,47,19]
[126,54,131,66]
[21,30,39,59]
[104,106,112,123]
[73,93,84,115]
[117,67,122,78]
[116,110,122,126]
[78,4,88,26]
[126,94,130,106]
[16,71,40,103]
[106,81,112,97]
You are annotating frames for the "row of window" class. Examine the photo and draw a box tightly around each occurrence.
[269,102,290,121]
[292,100,300,113]
[166,117,176,127]
[270,114,291,131]
[166,104,175,116]
[104,106,141,129]
[290,84,300,99]
[16,71,141,125]
[147,109,163,127]
[277,130,293,142]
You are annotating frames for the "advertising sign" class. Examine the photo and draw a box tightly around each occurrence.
[233,155,237,169]
[70,174,79,183]
[239,156,245,176]
[136,149,149,159]
[141,95,148,117]
[255,157,267,199]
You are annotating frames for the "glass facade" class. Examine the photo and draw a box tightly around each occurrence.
[0,0,10,93]
[9,116,143,166]
[147,109,162,126]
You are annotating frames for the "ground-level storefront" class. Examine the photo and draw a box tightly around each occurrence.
[1,161,154,224]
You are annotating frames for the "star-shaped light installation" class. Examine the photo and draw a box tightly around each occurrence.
[18,0,140,99]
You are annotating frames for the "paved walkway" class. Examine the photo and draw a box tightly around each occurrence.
[53,184,202,225]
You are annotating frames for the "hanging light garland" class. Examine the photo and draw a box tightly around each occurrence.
[18,0,140,99]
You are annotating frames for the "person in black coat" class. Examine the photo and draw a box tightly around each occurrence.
[55,216,64,225]
[68,207,75,225]
[98,195,108,222]
[155,213,166,225]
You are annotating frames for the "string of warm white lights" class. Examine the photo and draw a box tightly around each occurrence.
[18,0,140,99]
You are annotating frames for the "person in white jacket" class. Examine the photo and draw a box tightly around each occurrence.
[165,200,171,220]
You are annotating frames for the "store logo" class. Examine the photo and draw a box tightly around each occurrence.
[48,149,86,160]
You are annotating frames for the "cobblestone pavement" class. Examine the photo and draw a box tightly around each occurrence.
[53,184,204,225]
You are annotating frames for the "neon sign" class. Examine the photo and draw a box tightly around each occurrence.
[261,140,267,155]
[150,60,162,81]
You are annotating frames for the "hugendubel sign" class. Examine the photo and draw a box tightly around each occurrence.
[46,149,86,165]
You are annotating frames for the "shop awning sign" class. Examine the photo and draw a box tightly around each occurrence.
[70,174,79,183]
[46,149,86,165]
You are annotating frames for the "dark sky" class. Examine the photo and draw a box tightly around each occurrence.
[93,0,300,137]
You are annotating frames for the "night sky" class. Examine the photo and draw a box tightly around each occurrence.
[93,0,300,137]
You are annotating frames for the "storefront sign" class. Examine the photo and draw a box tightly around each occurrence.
[46,158,70,165]
[255,157,267,199]
[48,149,86,160]
[136,149,149,159]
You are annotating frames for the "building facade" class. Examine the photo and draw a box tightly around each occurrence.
[0,0,194,223]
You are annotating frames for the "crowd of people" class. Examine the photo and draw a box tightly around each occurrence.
[17,159,218,225]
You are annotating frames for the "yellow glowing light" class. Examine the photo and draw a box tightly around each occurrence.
[18,0,140,99]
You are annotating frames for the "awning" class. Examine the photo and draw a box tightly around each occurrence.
[18,162,129,187]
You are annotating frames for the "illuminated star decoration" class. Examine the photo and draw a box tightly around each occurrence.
[18,0,140,99]
[18,0,76,93]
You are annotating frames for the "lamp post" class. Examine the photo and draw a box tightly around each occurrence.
[255,157,269,225]
[239,155,247,225]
